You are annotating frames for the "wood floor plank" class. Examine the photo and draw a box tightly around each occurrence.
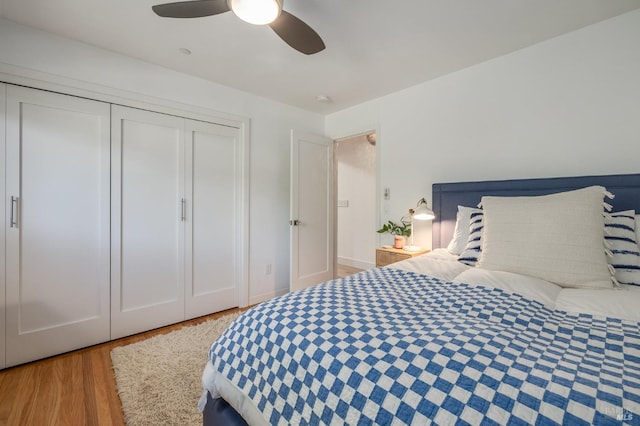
[337,264,364,278]
[7,364,38,425]
[91,346,124,426]
[0,367,23,424]
[0,308,240,426]
[82,353,98,425]
[66,354,87,425]
[0,369,13,423]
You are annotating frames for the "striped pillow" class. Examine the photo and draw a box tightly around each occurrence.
[606,210,640,287]
[458,209,483,266]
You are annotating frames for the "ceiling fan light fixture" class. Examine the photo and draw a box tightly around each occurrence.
[229,0,282,25]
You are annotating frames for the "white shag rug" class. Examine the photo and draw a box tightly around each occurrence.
[110,312,242,426]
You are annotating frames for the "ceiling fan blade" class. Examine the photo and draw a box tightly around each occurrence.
[152,0,230,18]
[268,10,325,55]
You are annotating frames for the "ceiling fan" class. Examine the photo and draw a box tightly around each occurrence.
[152,0,325,55]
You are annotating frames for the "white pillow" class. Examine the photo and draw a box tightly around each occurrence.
[477,186,613,289]
[606,210,640,287]
[447,205,476,255]
[457,209,483,266]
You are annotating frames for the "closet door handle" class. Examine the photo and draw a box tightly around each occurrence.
[10,196,19,228]
[180,198,186,222]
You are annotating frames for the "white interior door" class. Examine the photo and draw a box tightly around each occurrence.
[0,83,6,369]
[184,120,244,318]
[111,105,185,339]
[290,131,334,291]
[5,85,111,367]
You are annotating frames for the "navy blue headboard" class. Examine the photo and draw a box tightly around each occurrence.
[432,174,640,249]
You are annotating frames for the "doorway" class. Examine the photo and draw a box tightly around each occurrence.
[334,132,377,278]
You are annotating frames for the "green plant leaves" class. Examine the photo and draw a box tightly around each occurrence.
[376,220,411,237]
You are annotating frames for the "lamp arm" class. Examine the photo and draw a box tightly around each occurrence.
[410,213,415,246]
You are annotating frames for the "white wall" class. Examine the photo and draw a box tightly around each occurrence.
[2,7,639,301]
[335,135,376,269]
[0,18,324,304]
[326,9,640,250]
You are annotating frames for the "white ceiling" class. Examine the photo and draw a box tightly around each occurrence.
[2,0,640,114]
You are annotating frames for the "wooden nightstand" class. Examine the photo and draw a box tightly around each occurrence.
[375,247,430,267]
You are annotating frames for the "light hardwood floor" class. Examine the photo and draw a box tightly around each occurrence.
[0,308,241,426]
[336,264,363,278]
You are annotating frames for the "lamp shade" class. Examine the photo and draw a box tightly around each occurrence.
[404,198,435,252]
[229,0,282,25]
[413,198,435,221]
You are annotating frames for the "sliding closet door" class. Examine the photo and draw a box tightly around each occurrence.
[111,105,185,339]
[5,85,111,367]
[184,120,243,318]
[0,83,6,369]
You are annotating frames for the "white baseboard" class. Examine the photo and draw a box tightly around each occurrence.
[248,287,289,306]
[337,257,375,271]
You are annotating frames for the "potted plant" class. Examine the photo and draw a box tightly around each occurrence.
[377,219,411,249]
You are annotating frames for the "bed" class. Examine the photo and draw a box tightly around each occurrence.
[200,173,640,425]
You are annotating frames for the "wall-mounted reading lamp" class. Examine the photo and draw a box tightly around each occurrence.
[404,197,435,252]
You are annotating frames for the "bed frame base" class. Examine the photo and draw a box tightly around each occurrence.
[202,392,248,426]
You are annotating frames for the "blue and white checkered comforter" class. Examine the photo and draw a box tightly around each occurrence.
[208,268,640,425]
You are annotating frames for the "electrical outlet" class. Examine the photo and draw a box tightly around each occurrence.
[384,187,390,200]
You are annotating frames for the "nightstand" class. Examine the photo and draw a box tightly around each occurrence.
[375,247,430,267]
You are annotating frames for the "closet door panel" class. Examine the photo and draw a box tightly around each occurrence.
[5,85,111,367]
[0,83,5,369]
[185,120,241,318]
[111,105,185,339]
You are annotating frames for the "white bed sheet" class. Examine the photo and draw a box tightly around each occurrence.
[555,286,640,322]
[388,248,470,281]
[389,248,640,321]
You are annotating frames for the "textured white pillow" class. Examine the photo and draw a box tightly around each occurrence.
[447,206,476,255]
[477,186,613,288]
